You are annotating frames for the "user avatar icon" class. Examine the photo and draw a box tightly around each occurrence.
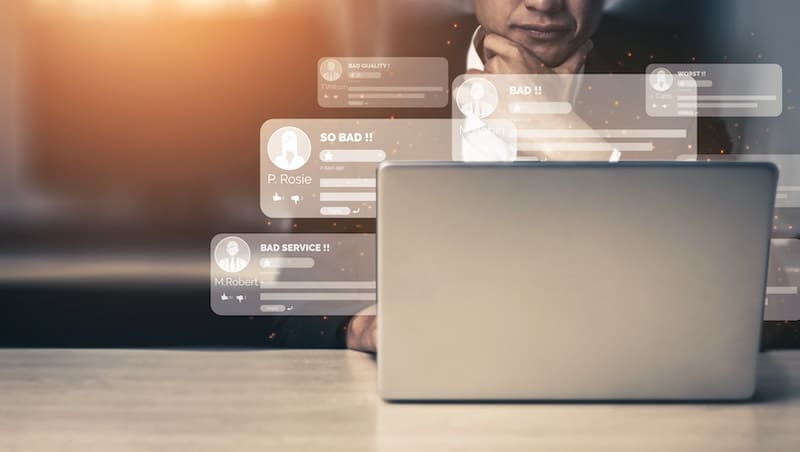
[267,126,312,171]
[320,59,343,82]
[649,67,674,92]
[214,236,251,274]
[456,78,498,119]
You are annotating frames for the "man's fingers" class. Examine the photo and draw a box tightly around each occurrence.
[482,32,524,60]
[483,57,504,75]
[482,32,549,74]
[346,315,377,353]
[554,39,594,75]
[483,32,545,69]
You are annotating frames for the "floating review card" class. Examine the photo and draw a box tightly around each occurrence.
[211,234,375,316]
[646,64,783,117]
[318,57,449,108]
[260,119,451,219]
[452,74,697,162]
[766,239,800,321]
[212,234,796,319]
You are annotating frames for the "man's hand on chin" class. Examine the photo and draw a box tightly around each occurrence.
[346,313,377,353]
[474,27,593,75]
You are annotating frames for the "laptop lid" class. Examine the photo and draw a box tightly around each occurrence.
[377,162,777,401]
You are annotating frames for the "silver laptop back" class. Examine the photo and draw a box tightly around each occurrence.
[377,162,777,401]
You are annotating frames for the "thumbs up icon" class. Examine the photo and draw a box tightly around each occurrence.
[272,192,283,202]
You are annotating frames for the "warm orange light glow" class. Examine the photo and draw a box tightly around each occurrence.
[32,0,275,16]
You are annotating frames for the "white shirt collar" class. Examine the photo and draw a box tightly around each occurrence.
[466,26,485,72]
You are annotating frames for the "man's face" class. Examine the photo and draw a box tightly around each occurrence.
[226,241,239,256]
[475,0,604,67]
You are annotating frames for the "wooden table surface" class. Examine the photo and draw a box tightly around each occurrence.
[1,349,799,452]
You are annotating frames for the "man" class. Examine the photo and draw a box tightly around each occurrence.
[346,0,608,353]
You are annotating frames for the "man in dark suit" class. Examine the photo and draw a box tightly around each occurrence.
[346,0,730,352]
[348,0,608,352]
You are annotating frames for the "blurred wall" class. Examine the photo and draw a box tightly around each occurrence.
[0,1,21,206]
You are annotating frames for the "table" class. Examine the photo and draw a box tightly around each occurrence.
[1,349,799,452]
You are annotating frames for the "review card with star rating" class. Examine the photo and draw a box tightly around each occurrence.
[318,57,449,108]
[211,233,375,317]
[452,74,697,163]
[646,64,782,117]
[260,118,451,219]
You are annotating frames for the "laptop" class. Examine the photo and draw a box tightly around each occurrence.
[377,162,777,401]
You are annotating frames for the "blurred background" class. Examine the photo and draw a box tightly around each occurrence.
[1,0,798,347]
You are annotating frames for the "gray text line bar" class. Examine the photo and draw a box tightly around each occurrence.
[260,281,377,290]
[517,142,654,152]
[766,286,798,295]
[678,102,759,109]
[320,178,376,188]
[260,293,377,301]
[677,95,777,101]
[516,129,687,139]
[348,86,444,92]
[349,93,426,99]
[320,192,376,202]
